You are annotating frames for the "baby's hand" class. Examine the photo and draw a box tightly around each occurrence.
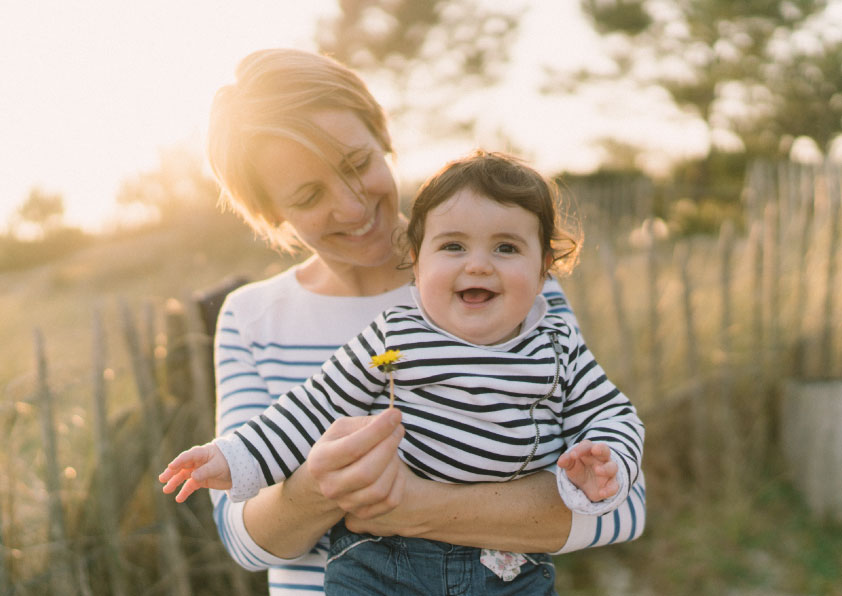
[557,440,619,502]
[158,442,231,503]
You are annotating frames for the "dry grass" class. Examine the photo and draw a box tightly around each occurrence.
[1,202,841,594]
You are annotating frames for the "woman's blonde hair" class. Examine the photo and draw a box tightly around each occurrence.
[207,49,392,251]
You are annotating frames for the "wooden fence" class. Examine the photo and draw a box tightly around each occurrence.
[1,159,840,594]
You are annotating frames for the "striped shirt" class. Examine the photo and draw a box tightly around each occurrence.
[220,288,643,517]
[211,265,646,596]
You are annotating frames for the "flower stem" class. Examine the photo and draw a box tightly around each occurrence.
[389,373,395,408]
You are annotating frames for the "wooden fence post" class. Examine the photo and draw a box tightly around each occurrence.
[717,221,739,492]
[791,174,815,378]
[181,298,215,443]
[164,299,192,404]
[748,222,765,376]
[34,328,78,595]
[821,163,840,376]
[763,202,781,373]
[91,308,129,596]
[646,222,662,401]
[675,241,707,486]
[120,303,191,596]
[599,241,638,394]
[0,453,9,596]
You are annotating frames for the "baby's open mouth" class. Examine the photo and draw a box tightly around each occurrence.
[458,288,497,304]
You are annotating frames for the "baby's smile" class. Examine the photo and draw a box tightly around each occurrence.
[458,288,498,304]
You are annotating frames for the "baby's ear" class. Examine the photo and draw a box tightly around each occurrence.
[542,252,554,277]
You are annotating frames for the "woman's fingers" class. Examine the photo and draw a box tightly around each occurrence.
[317,409,402,470]
[317,423,405,501]
[306,409,406,514]
[335,446,404,517]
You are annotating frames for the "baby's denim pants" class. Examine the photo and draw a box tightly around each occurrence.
[325,521,557,595]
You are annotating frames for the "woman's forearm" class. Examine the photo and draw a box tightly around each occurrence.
[347,470,572,553]
[242,462,344,559]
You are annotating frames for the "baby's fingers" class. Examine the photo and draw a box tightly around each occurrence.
[589,442,612,461]
[167,445,211,471]
[597,459,618,478]
[557,452,573,470]
[158,466,177,484]
[161,469,193,495]
[597,478,619,500]
[175,478,202,503]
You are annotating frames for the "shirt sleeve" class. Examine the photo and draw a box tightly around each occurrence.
[214,433,263,502]
[543,280,647,552]
[230,316,389,491]
[557,321,644,503]
[209,300,291,571]
[554,473,647,554]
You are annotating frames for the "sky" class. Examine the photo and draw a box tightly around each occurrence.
[0,0,710,233]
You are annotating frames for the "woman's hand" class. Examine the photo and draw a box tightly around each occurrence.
[343,458,427,537]
[307,407,407,519]
[242,407,406,558]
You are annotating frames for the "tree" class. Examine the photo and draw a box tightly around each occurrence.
[316,0,522,139]
[16,188,65,237]
[573,0,838,158]
[762,35,842,153]
[116,144,219,224]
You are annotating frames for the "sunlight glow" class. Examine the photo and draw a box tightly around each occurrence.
[0,1,335,232]
[0,0,715,234]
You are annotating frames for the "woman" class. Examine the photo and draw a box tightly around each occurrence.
[207,48,645,595]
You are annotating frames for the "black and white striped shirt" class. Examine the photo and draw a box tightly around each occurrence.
[219,289,643,514]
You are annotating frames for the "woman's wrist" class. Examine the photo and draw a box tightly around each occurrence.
[347,470,572,553]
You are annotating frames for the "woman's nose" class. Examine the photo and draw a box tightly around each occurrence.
[330,180,367,222]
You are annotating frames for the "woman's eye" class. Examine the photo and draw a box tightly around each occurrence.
[342,153,371,176]
[295,187,322,208]
[496,243,518,254]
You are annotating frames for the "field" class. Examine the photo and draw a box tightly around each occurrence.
[2,183,842,594]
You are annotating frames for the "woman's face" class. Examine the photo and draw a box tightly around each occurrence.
[253,110,400,269]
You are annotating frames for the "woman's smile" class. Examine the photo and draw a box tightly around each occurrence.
[337,201,379,238]
[345,213,377,237]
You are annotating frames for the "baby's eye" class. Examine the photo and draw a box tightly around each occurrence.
[440,242,464,252]
[496,243,519,254]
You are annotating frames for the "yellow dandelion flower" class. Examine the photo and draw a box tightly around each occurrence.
[369,350,403,372]
[369,350,404,408]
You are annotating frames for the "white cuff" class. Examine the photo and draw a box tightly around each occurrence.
[552,509,594,555]
[214,434,263,502]
[555,451,629,516]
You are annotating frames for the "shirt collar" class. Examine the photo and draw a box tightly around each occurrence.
[409,285,548,350]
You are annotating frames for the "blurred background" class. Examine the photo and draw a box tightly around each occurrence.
[1,1,841,594]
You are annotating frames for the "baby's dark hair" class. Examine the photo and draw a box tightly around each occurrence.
[405,150,581,276]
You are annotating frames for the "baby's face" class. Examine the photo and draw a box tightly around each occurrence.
[413,188,547,345]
